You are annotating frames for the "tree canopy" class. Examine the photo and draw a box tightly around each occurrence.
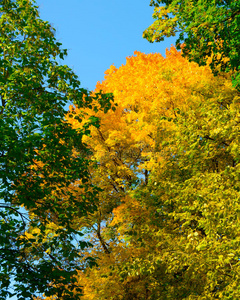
[64,47,240,299]
[143,0,240,89]
[1,0,240,299]
[0,0,113,298]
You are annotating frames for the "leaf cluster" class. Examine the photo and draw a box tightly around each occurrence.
[0,0,113,298]
[66,48,240,299]
[143,0,240,89]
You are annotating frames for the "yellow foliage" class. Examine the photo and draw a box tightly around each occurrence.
[63,47,240,299]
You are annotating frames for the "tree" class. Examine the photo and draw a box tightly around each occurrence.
[143,0,240,89]
[0,0,113,299]
[66,48,240,299]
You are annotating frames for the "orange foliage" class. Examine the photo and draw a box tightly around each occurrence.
[65,47,237,299]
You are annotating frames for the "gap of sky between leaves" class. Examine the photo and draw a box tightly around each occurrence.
[36,0,177,92]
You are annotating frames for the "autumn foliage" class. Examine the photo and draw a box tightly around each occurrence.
[63,47,240,299]
[2,0,240,299]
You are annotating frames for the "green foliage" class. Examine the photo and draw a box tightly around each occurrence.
[144,0,240,89]
[0,0,113,298]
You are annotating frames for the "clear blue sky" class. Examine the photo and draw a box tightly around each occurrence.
[36,0,176,91]
[9,1,176,299]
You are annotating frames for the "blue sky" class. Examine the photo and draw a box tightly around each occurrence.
[9,1,177,299]
[36,0,177,91]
